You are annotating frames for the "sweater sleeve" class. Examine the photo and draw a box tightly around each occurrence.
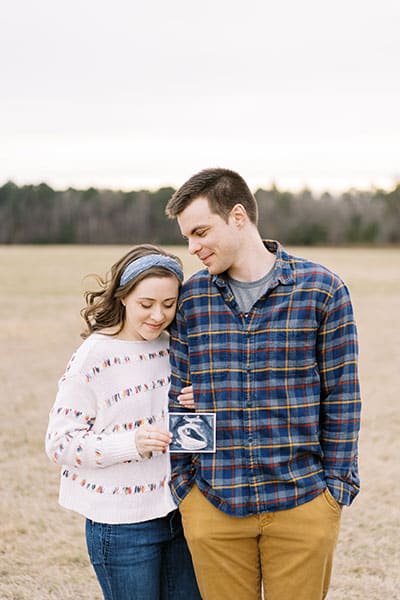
[45,373,144,469]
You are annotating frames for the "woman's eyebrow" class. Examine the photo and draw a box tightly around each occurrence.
[137,296,177,301]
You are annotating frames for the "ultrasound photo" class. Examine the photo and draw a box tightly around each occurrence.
[169,413,216,453]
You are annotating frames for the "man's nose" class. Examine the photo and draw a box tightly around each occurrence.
[188,238,201,255]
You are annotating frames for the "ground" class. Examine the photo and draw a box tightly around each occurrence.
[0,245,398,599]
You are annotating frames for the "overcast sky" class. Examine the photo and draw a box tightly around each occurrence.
[1,0,399,192]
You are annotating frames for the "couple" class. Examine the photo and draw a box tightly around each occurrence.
[46,168,361,600]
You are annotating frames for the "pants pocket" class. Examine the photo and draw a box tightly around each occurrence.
[85,519,112,566]
[322,487,342,514]
[178,485,196,509]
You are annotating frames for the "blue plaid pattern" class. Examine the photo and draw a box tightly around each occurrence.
[169,241,361,516]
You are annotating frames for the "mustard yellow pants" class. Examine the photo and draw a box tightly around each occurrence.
[179,485,342,600]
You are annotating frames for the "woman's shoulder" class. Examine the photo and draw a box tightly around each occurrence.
[59,331,170,385]
[78,330,170,362]
[60,334,113,380]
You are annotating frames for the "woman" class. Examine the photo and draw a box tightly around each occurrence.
[45,244,200,600]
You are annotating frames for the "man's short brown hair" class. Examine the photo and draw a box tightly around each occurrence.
[165,168,258,224]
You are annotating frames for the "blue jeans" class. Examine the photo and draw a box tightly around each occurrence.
[86,510,201,600]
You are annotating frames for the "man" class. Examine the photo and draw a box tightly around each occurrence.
[166,168,361,600]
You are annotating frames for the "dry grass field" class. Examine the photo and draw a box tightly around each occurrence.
[0,245,399,599]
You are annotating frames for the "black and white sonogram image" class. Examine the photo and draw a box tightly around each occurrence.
[169,413,216,453]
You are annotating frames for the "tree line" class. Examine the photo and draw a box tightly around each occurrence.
[0,180,399,245]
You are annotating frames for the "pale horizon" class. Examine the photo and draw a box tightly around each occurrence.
[1,0,399,195]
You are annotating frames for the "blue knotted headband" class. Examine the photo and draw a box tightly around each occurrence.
[119,254,184,287]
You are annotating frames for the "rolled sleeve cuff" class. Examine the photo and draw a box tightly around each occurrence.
[325,475,360,506]
[169,470,196,505]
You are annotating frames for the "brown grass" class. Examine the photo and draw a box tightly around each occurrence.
[0,245,399,599]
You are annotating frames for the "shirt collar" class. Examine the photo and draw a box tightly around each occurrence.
[213,240,294,289]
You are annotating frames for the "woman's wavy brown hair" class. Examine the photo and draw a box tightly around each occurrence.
[80,244,183,339]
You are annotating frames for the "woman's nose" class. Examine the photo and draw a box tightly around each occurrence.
[150,306,164,321]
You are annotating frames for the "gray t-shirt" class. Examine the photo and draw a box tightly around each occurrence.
[227,259,276,314]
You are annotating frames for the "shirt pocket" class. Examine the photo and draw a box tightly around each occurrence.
[258,325,318,373]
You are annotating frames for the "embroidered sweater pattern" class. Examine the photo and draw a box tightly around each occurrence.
[46,332,176,524]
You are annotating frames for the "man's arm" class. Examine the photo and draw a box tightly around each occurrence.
[317,280,361,505]
[168,305,197,504]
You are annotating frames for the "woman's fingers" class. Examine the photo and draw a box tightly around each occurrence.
[135,425,172,457]
[178,385,195,408]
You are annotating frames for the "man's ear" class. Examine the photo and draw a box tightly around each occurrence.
[230,203,248,228]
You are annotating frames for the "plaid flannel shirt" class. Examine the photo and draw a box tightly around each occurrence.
[169,241,361,516]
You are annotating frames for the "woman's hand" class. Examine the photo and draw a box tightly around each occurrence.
[178,385,195,409]
[135,425,172,458]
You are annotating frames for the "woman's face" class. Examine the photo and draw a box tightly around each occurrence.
[121,275,179,341]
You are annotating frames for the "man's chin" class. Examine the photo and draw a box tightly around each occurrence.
[205,265,223,276]
[201,262,213,273]
[200,258,222,275]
